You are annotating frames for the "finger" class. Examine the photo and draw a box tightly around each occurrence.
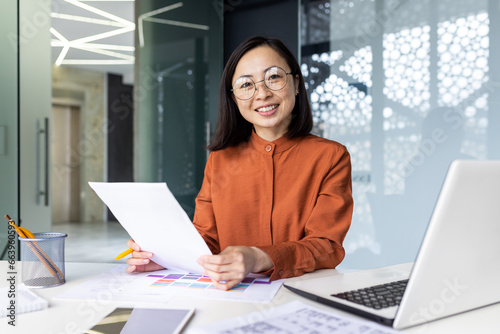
[198,257,245,279]
[132,250,154,259]
[126,239,135,248]
[198,254,234,266]
[201,256,245,273]
[127,239,141,251]
[203,267,244,284]
[197,255,210,263]
[212,279,241,291]
[125,265,137,274]
[127,257,152,267]
[199,261,239,275]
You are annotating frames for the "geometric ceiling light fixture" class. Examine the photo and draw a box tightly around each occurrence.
[138,2,210,48]
[51,0,135,66]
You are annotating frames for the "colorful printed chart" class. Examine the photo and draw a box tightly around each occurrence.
[128,268,283,302]
[147,273,272,292]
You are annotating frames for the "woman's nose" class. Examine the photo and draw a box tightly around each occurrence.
[254,80,271,98]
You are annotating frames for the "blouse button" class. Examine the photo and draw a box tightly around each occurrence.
[265,145,272,152]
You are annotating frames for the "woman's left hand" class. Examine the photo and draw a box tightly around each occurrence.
[196,246,273,290]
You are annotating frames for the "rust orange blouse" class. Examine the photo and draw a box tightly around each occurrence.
[193,131,353,281]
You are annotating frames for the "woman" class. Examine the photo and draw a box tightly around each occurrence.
[126,36,353,290]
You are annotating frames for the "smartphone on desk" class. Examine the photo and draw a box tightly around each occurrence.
[87,307,195,334]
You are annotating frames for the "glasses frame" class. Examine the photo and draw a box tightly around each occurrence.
[231,66,293,101]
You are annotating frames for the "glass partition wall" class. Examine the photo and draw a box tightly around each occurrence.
[1,0,52,260]
[301,0,500,269]
[0,1,19,260]
[135,1,222,218]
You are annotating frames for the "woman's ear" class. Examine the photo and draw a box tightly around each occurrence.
[295,74,299,95]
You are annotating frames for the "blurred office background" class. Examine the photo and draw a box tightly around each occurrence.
[1,0,499,269]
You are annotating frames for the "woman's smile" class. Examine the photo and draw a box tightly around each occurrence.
[256,104,279,115]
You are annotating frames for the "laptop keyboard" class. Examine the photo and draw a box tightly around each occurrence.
[331,279,409,310]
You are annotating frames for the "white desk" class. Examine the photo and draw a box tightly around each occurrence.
[1,261,499,333]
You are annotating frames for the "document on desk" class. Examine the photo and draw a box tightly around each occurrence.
[57,265,284,303]
[89,182,212,274]
[191,300,401,334]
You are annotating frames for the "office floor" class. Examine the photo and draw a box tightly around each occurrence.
[52,221,130,264]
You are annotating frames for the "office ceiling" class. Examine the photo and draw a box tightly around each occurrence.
[51,0,135,84]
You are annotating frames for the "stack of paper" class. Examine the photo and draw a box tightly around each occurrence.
[0,284,49,318]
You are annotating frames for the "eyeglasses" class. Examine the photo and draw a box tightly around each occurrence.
[231,66,293,100]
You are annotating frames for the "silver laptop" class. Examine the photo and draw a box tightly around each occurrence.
[284,160,500,329]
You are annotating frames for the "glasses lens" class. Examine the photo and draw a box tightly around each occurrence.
[233,77,255,100]
[265,67,287,91]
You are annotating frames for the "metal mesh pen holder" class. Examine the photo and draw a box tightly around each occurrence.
[19,232,67,288]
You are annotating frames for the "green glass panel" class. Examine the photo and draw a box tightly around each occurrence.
[0,0,19,260]
[136,0,223,218]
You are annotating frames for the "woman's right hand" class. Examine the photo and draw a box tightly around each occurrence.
[125,239,165,273]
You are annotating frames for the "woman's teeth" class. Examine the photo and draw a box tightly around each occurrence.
[257,105,278,112]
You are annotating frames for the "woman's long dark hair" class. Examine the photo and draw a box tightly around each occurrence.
[208,36,313,151]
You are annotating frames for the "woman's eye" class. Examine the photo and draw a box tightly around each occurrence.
[240,82,253,89]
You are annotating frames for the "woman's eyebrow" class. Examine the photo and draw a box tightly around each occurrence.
[263,65,279,73]
[236,66,281,79]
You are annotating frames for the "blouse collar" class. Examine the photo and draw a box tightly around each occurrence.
[249,130,300,155]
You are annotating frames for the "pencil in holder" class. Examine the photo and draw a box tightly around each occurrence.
[19,232,67,288]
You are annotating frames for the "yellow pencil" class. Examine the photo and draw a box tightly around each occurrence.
[114,248,133,260]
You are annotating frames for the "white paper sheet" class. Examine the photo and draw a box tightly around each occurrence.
[56,265,158,303]
[57,265,283,304]
[88,182,212,274]
[190,300,401,334]
[119,268,284,303]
